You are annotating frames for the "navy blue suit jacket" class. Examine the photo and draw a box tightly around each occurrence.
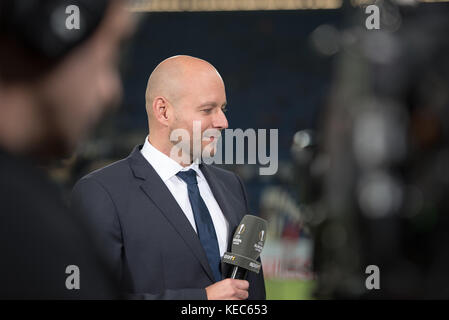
[71,145,266,300]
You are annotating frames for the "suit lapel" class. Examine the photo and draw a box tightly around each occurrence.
[127,146,216,283]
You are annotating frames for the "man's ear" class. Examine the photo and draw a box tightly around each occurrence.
[152,96,170,126]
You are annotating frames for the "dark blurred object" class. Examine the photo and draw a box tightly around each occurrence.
[0,0,109,82]
[0,0,132,298]
[0,0,108,58]
[307,1,449,298]
[0,149,119,299]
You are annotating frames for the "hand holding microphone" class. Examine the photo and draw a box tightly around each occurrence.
[206,215,268,300]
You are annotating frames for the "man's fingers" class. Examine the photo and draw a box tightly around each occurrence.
[206,279,249,300]
[233,279,249,290]
[229,279,249,299]
[235,288,249,300]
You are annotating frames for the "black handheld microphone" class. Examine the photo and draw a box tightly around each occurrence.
[221,215,268,279]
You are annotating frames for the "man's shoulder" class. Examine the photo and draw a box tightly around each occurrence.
[83,157,130,180]
[76,153,136,191]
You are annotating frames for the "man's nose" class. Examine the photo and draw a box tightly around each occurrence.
[213,108,228,129]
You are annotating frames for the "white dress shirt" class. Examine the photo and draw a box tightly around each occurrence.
[140,137,229,257]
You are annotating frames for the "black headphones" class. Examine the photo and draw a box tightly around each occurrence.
[0,0,110,60]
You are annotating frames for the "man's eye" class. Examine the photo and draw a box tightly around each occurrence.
[222,107,228,113]
[202,109,212,114]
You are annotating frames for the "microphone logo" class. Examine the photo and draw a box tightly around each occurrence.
[238,224,246,235]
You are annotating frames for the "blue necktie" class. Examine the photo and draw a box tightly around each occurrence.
[176,169,222,282]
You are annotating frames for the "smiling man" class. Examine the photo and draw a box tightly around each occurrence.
[145,55,227,166]
[71,55,266,300]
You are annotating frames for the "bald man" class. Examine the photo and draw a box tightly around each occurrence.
[71,56,266,300]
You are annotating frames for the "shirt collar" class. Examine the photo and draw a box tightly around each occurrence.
[140,136,204,182]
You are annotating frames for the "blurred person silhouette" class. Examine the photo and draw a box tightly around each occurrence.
[0,0,134,299]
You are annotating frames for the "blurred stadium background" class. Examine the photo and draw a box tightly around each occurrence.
[49,0,449,299]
